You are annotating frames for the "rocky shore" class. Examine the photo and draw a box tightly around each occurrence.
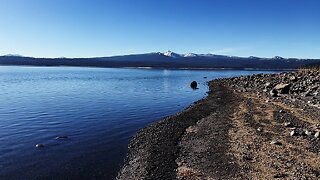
[117,69,320,180]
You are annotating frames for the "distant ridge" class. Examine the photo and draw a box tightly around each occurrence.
[0,51,319,70]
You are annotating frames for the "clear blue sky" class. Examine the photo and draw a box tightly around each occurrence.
[0,0,319,58]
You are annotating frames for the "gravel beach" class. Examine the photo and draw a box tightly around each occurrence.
[117,69,320,180]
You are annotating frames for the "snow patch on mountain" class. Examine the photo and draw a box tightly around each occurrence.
[163,50,182,58]
[184,53,197,57]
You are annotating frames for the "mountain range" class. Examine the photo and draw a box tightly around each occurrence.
[0,51,319,69]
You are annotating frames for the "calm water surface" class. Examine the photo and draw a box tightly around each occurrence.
[0,66,278,179]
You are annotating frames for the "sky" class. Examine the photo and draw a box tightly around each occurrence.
[0,0,320,58]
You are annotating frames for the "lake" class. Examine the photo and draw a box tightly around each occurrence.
[0,66,278,179]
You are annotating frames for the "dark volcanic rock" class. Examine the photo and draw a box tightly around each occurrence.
[190,81,198,89]
[273,83,291,94]
[270,89,278,97]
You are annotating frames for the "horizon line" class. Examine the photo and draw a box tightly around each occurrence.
[1,51,320,60]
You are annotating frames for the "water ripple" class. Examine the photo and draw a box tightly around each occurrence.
[0,66,278,179]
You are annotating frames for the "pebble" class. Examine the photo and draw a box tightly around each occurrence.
[273,173,287,178]
[304,130,312,136]
[270,140,282,145]
[290,130,297,136]
[315,132,320,138]
[284,122,293,127]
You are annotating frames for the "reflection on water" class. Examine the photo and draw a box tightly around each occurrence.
[0,66,278,179]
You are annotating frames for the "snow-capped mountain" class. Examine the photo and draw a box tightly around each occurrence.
[1,51,318,69]
[274,56,285,60]
[161,51,229,59]
[162,51,222,58]
[159,51,290,60]
[163,50,182,58]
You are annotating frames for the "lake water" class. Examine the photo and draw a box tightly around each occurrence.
[0,66,278,179]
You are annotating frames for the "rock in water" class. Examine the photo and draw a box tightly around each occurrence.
[55,136,68,140]
[190,81,198,89]
[35,144,45,148]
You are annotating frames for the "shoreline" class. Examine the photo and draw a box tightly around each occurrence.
[0,64,295,71]
[117,82,237,180]
[117,69,320,179]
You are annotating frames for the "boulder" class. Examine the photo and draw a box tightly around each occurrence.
[190,81,198,89]
[273,83,291,94]
[270,89,278,97]
[289,76,297,81]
